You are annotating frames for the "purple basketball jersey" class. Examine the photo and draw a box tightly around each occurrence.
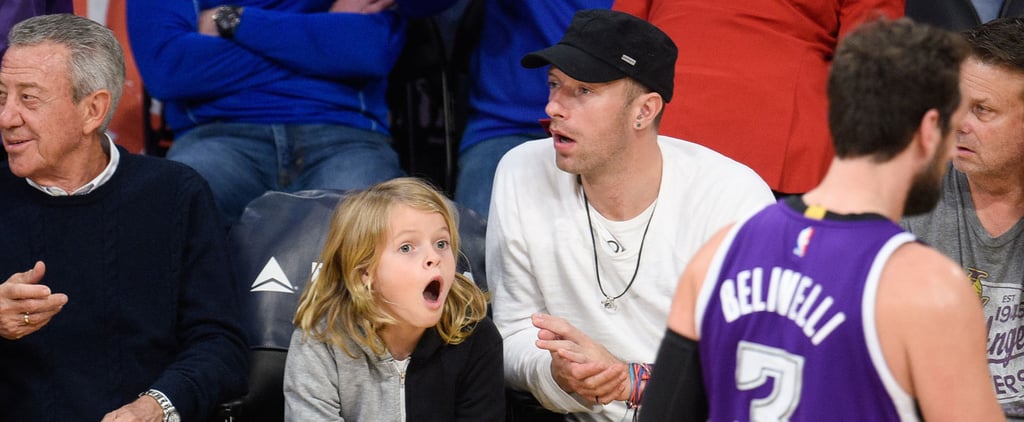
[695,201,919,421]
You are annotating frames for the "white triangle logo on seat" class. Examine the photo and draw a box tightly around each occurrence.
[250,257,297,294]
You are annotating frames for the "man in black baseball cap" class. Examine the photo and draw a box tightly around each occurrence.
[487,8,774,422]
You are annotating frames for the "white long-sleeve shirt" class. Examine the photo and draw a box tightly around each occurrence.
[488,136,775,421]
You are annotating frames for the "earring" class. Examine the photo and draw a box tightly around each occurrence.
[635,121,642,128]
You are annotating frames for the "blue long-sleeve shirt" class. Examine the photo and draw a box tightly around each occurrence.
[127,0,414,136]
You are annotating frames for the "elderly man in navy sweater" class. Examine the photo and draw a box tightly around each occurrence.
[0,14,247,422]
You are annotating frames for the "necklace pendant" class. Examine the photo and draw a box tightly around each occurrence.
[602,297,618,313]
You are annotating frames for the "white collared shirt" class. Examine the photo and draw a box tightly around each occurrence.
[27,133,120,196]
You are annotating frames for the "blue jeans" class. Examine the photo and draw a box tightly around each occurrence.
[454,134,542,220]
[167,122,404,225]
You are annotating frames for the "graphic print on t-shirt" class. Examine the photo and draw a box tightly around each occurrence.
[976,267,1024,406]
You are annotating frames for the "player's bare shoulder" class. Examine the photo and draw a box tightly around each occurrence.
[873,242,981,394]
[879,241,976,314]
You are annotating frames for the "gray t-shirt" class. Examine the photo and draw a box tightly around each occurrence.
[902,167,1024,418]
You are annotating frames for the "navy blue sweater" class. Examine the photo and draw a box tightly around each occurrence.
[0,149,248,421]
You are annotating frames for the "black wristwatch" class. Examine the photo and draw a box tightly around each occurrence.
[212,5,242,39]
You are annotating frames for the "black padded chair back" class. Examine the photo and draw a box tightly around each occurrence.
[217,190,342,422]
[232,190,342,351]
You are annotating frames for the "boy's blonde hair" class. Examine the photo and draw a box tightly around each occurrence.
[293,177,489,357]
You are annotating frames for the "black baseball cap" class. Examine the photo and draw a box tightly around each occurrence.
[521,9,678,102]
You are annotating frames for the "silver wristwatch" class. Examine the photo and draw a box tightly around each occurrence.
[141,389,181,422]
[212,5,242,39]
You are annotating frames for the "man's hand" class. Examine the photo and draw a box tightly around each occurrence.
[533,313,629,404]
[197,7,220,36]
[330,0,395,13]
[0,261,67,340]
[101,395,164,422]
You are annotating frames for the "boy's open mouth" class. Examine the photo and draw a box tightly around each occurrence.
[423,278,441,302]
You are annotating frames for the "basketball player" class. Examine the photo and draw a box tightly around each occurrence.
[638,18,1004,421]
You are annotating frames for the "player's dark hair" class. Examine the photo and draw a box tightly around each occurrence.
[828,18,969,161]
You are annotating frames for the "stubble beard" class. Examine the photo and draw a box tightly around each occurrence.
[903,134,951,217]
[557,108,634,178]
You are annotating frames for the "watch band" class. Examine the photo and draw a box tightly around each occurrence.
[212,5,242,39]
[141,389,181,422]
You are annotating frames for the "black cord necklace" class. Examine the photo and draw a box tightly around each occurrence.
[582,186,657,313]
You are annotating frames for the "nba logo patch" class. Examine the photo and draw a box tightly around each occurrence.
[793,227,815,257]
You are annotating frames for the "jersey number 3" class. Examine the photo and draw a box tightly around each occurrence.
[736,341,805,421]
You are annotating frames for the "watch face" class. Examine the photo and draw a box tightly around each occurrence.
[214,6,241,38]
